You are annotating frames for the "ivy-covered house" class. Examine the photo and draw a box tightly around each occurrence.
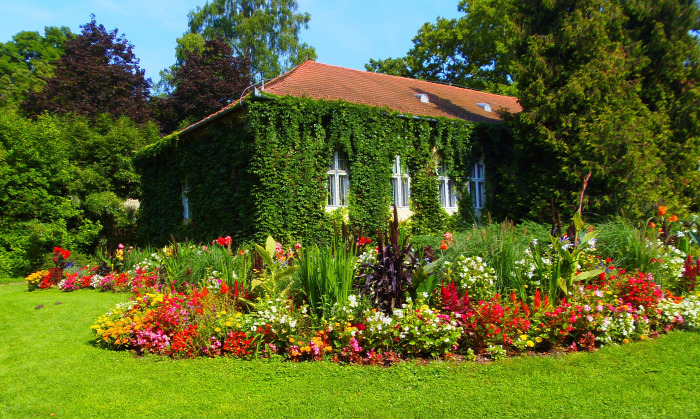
[135,61,521,244]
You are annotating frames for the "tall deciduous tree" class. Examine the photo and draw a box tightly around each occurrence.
[155,36,252,133]
[366,0,518,95]
[187,0,317,80]
[23,16,151,122]
[0,26,72,107]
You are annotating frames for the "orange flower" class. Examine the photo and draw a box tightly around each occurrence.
[439,240,448,250]
[658,206,667,216]
[648,222,656,229]
[669,215,678,222]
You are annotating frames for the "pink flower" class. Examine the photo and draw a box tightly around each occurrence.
[295,242,302,250]
[444,231,453,242]
[118,243,124,250]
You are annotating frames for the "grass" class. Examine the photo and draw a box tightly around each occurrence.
[0,276,22,285]
[1,283,699,417]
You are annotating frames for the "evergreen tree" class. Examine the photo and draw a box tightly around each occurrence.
[502,0,698,220]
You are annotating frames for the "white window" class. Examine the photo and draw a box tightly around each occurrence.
[437,161,458,209]
[182,182,190,220]
[469,162,486,210]
[327,151,349,207]
[391,155,411,208]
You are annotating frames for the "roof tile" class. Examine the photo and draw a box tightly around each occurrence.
[263,61,520,123]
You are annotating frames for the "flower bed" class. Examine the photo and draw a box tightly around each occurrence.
[25,208,700,365]
[82,268,700,365]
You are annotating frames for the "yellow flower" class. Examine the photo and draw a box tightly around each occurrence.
[640,335,647,340]
[215,327,221,333]
[520,334,529,341]
[535,337,543,343]
[623,338,629,344]
[324,346,333,353]
[526,340,535,347]
[289,337,295,343]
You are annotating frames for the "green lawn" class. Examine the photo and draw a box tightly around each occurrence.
[0,276,22,285]
[1,282,699,418]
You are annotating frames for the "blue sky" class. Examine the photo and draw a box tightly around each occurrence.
[0,0,463,84]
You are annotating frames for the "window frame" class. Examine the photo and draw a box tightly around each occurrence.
[437,160,458,209]
[327,151,349,207]
[182,181,191,221]
[469,161,486,210]
[390,155,411,208]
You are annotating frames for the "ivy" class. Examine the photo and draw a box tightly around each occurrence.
[136,95,476,246]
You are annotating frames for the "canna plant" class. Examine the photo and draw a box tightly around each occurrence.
[546,211,603,301]
[544,175,603,302]
[359,206,419,314]
[251,236,298,298]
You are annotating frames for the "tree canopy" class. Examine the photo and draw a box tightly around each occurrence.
[153,36,252,134]
[366,0,518,95]
[0,26,72,107]
[23,16,151,123]
[502,0,700,219]
[186,0,317,80]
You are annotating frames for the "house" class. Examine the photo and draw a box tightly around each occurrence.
[135,61,521,245]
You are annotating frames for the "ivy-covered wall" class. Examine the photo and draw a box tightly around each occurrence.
[136,95,477,246]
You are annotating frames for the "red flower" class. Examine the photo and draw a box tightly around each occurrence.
[439,240,448,250]
[215,236,232,246]
[220,283,230,295]
[357,237,372,247]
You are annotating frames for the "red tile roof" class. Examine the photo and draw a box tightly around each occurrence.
[180,61,521,135]
[262,61,521,123]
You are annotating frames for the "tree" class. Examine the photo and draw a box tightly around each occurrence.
[0,26,72,107]
[366,0,518,95]
[23,16,151,122]
[502,0,699,220]
[0,107,159,276]
[187,0,317,80]
[154,36,252,133]
[620,1,700,212]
